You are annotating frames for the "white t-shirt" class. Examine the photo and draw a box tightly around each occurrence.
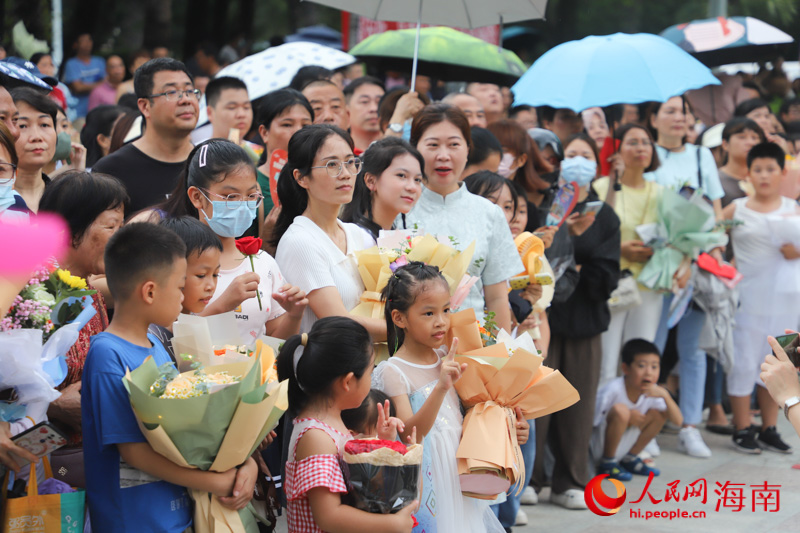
[210,250,286,342]
[593,376,667,428]
[275,216,373,333]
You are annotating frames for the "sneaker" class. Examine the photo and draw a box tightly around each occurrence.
[644,438,661,457]
[620,455,660,477]
[515,508,529,526]
[638,450,657,468]
[678,426,712,458]
[520,486,538,505]
[757,426,793,454]
[551,489,589,510]
[597,460,632,481]
[732,426,762,454]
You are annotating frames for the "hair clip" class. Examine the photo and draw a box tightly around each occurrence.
[198,144,209,168]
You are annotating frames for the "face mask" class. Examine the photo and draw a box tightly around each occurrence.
[0,178,15,211]
[497,152,517,178]
[202,200,257,238]
[560,156,597,188]
[52,132,72,163]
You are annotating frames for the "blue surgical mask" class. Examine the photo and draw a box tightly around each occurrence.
[560,156,597,188]
[0,179,16,211]
[202,200,257,238]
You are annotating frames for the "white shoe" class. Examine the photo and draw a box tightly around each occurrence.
[515,508,529,526]
[550,489,588,510]
[520,486,538,505]
[678,426,712,458]
[644,437,661,457]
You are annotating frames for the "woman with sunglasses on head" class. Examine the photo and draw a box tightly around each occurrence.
[159,138,308,341]
[273,125,384,338]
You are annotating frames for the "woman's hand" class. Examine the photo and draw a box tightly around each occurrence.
[69,142,87,171]
[761,333,800,407]
[0,421,39,474]
[390,92,425,125]
[521,283,543,306]
[565,211,596,237]
[533,226,556,248]
[49,381,82,430]
[514,407,529,445]
[780,244,800,260]
[273,284,309,318]
[620,240,654,263]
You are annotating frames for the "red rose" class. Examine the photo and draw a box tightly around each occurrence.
[235,237,262,256]
[345,439,409,456]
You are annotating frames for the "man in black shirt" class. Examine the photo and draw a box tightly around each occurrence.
[93,58,198,215]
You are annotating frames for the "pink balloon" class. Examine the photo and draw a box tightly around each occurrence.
[0,214,69,276]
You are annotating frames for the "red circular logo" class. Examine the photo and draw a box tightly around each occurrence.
[585,474,627,516]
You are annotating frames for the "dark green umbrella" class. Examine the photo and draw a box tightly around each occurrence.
[349,26,528,85]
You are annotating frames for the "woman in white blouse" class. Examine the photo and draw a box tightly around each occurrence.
[405,104,523,331]
[273,124,386,338]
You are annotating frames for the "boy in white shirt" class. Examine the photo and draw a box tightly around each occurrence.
[592,339,683,481]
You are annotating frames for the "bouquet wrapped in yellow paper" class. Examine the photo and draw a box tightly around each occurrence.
[123,344,287,533]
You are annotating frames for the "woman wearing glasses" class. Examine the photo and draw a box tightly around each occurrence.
[0,122,28,223]
[159,138,308,341]
[273,124,382,337]
[405,104,523,331]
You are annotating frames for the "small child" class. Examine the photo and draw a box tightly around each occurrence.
[148,216,223,359]
[342,389,401,438]
[722,141,800,454]
[592,339,682,481]
[276,317,416,533]
[81,223,257,532]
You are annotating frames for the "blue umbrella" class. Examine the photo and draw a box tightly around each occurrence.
[511,33,720,112]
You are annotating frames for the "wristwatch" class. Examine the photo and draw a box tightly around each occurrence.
[388,123,403,133]
[784,396,800,419]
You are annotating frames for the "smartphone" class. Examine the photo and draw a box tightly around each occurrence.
[775,333,800,366]
[532,231,547,239]
[10,421,68,466]
[581,200,603,216]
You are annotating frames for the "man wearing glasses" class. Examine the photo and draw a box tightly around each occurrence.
[93,58,199,214]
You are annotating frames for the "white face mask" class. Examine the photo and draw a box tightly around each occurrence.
[497,152,517,178]
[0,178,16,211]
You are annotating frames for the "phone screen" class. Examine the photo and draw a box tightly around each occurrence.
[774,333,800,367]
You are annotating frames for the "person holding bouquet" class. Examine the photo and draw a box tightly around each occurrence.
[275,317,417,532]
[82,223,257,532]
[373,262,526,532]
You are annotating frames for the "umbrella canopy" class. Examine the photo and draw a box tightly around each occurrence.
[286,25,343,50]
[511,33,720,112]
[302,0,547,28]
[349,27,527,85]
[661,16,795,66]
[195,42,355,126]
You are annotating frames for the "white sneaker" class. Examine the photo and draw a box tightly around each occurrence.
[550,489,588,510]
[644,437,661,457]
[515,508,529,526]
[520,486,538,505]
[678,426,712,458]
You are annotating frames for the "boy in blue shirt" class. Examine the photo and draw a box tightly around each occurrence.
[82,222,257,532]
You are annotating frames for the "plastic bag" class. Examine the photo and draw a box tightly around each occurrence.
[341,439,422,514]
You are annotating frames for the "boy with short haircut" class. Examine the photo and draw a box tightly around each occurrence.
[722,141,800,454]
[148,216,223,358]
[592,339,682,481]
[82,223,256,532]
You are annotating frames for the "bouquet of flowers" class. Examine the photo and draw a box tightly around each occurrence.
[124,346,287,533]
[341,439,423,514]
[447,309,580,500]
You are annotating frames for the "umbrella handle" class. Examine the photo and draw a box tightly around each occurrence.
[410,1,422,93]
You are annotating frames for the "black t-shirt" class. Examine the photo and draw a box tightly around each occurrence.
[93,143,186,215]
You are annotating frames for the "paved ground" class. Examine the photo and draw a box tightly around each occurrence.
[274,414,800,533]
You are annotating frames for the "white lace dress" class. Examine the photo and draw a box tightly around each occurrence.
[372,353,505,533]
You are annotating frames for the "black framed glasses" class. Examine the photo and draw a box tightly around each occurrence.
[0,162,16,184]
[147,89,201,102]
[200,188,264,209]
[311,157,363,178]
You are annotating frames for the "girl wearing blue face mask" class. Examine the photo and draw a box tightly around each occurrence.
[158,138,308,342]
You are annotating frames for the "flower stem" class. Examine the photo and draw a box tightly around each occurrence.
[249,255,263,310]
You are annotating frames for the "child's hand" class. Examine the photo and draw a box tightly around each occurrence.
[219,457,258,510]
[436,338,467,392]
[514,407,530,445]
[533,226,556,248]
[781,243,800,260]
[273,284,309,318]
[642,382,669,400]
[405,426,417,445]
[628,410,646,429]
[391,500,419,532]
[220,272,260,311]
[257,430,277,451]
[376,400,406,441]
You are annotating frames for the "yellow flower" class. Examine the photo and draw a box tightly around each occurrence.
[56,269,87,290]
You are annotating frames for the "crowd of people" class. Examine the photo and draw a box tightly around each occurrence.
[2,30,800,533]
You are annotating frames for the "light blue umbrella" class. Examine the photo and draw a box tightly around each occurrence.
[511,33,720,112]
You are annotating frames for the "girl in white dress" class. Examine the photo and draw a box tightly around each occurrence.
[372,262,511,533]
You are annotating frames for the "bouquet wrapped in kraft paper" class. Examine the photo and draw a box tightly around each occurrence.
[448,309,580,500]
[123,347,288,533]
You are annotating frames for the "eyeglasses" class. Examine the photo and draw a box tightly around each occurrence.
[147,89,201,102]
[0,162,16,184]
[311,157,362,178]
[200,188,264,209]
